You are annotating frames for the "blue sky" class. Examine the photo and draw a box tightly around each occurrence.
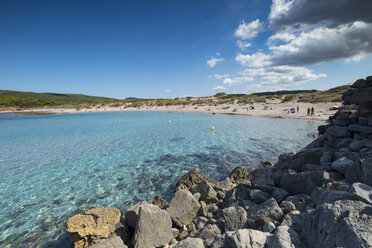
[0,0,371,99]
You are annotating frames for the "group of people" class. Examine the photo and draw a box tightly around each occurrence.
[307,107,315,116]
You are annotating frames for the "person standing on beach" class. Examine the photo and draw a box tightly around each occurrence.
[307,108,310,116]
[297,106,299,113]
[311,107,314,116]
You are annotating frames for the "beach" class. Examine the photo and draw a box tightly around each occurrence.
[4,101,341,121]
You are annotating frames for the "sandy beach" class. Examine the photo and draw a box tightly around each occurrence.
[5,101,341,122]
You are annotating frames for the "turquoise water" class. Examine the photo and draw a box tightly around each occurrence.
[0,111,320,247]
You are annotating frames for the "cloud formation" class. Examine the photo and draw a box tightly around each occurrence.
[212,85,226,91]
[234,19,264,40]
[207,57,224,68]
[222,76,254,86]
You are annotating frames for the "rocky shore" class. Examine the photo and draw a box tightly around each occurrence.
[65,76,372,248]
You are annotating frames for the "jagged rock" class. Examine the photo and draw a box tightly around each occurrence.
[133,204,173,248]
[175,168,209,192]
[331,156,354,174]
[250,168,275,192]
[174,237,204,248]
[192,224,221,242]
[125,201,150,229]
[259,161,275,168]
[310,187,367,206]
[284,194,312,212]
[305,134,326,148]
[334,137,353,149]
[186,222,196,233]
[210,229,270,248]
[249,189,271,204]
[280,201,296,213]
[276,148,324,171]
[246,198,284,229]
[320,151,333,166]
[271,187,289,203]
[281,212,302,233]
[263,221,275,233]
[326,126,351,142]
[349,182,372,204]
[222,206,247,231]
[90,236,127,248]
[66,207,121,248]
[151,195,168,208]
[193,181,219,204]
[302,200,372,248]
[275,152,295,169]
[228,166,252,185]
[349,124,372,134]
[167,190,200,227]
[349,140,364,152]
[267,225,304,248]
[335,115,351,126]
[279,171,330,195]
[345,152,372,186]
[333,150,360,162]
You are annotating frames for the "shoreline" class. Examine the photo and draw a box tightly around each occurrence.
[0,101,339,122]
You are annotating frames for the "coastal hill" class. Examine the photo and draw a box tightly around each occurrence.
[0,85,349,109]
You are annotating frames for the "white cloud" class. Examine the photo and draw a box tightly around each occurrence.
[164,89,171,93]
[212,85,226,91]
[236,52,272,67]
[213,74,230,80]
[207,57,224,68]
[234,19,264,40]
[236,40,251,51]
[267,32,295,46]
[223,76,254,86]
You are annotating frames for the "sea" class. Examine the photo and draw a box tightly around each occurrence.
[0,111,321,247]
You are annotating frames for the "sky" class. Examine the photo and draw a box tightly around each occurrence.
[0,0,371,99]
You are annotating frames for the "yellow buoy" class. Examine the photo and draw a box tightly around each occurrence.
[211,126,215,131]
[168,120,171,124]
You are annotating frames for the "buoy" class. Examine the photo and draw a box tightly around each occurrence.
[211,126,215,131]
[168,120,171,124]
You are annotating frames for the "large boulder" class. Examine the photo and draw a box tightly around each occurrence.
[266,225,304,248]
[125,201,149,229]
[276,148,325,171]
[284,194,312,212]
[133,204,173,248]
[174,237,205,248]
[301,200,372,248]
[246,198,284,229]
[166,190,200,227]
[210,229,271,248]
[349,182,372,204]
[250,168,276,192]
[175,168,210,192]
[66,207,121,248]
[90,236,127,248]
[326,126,351,142]
[331,157,355,174]
[345,152,372,186]
[228,166,252,185]
[279,171,330,195]
[222,206,247,231]
[193,181,219,204]
[193,224,221,242]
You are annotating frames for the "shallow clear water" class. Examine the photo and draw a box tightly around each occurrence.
[0,111,320,247]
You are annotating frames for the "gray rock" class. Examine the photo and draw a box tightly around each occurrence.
[246,198,284,229]
[167,190,201,227]
[280,201,296,213]
[326,126,351,142]
[319,151,333,166]
[174,237,204,248]
[171,228,179,238]
[334,137,353,149]
[198,201,208,217]
[271,187,289,203]
[275,152,295,169]
[349,140,364,152]
[222,206,247,231]
[194,216,208,230]
[193,181,218,204]
[267,225,304,248]
[186,222,196,233]
[277,148,324,171]
[263,221,276,233]
[310,187,365,206]
[175,168,210,192]
[250,168,275,192]
[249,189,271,204]
[349,182,372,204]
[302,164,328,171]
[279,171,330,195]
[285,194,312,212]
[359,117,369,126]
[228,166,252,185]
[281,212,303,233]
[125,201,150,229]
[193,224,221,241]
[134,204,173,248]
[210,229,270,248]
[302,200,372,248]
[331,157,354,174]
[333,151,360,163]
[335,115,351,126]
[90,236,127,248]
[345,152,372,186]
[349,124,372,134]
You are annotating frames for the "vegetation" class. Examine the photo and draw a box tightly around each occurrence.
[0,85,350,109]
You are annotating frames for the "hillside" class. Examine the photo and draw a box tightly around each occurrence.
[0,85,350,109]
